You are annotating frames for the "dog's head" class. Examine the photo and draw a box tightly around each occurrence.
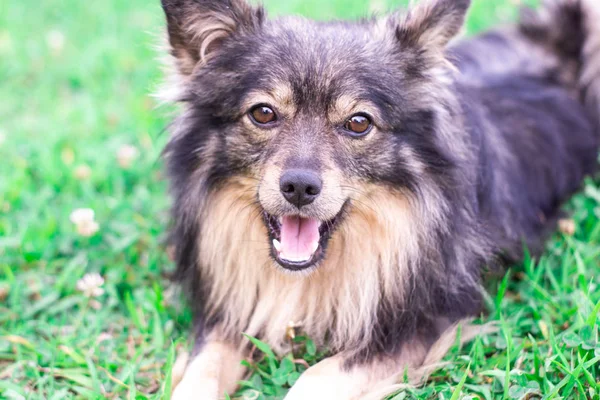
[162,0,470,272]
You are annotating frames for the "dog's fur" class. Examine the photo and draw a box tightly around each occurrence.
[159,0,600,398]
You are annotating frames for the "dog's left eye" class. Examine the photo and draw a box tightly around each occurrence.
[344,114,373,136]
[249,105,277,125]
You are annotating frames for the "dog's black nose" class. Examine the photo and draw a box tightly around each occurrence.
[280,169,322,208]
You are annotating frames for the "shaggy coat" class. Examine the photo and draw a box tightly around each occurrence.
[159,0,600,398]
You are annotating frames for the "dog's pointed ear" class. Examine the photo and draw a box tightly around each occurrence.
[161,0,265,76]
[392,0,471,50]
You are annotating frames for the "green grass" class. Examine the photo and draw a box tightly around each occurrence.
[1,0,599,399]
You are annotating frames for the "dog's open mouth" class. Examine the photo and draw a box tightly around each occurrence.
[263,210,343,271]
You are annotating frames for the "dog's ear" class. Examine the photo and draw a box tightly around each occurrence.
[392,0,470,50]
[161,0,264,76]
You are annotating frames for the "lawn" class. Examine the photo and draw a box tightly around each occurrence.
[1,0,599,399]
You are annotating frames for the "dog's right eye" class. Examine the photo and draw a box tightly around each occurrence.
[344,113,373,137]
[249,105,277,126]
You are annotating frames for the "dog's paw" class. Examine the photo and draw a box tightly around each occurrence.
[171,354,220,400]
[284,358,362,400]
[171,378,220,400]
[171,351,190,393]
[285,375,347,400]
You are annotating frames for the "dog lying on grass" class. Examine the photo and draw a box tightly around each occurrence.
[158,0,600,398]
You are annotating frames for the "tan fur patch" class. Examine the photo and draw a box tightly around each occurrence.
[242,84,296,120]
[197,176,440,354]
[329,95,381,126]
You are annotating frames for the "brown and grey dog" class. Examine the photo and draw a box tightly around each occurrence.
[159,0,600,398]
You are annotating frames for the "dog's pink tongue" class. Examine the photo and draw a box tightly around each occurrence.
[280,216,320,262]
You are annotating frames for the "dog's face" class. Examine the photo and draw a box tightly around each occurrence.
[228,25,430,271]
[162,0,470,272]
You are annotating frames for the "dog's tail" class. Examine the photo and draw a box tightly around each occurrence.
[519,0,600,131]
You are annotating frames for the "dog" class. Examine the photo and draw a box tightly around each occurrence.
[159,0,600,398]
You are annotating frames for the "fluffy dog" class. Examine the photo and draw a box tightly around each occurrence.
[159,0,600,398]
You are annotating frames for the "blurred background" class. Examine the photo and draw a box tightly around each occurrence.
[6,1,600,399]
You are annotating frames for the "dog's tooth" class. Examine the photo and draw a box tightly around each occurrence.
[282,255,310,263]
[279,252,310,262]
[273,239,282,252]
[311,241,319,253]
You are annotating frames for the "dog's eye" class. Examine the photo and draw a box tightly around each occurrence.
[249,105,277,125]
[344,114,373,136]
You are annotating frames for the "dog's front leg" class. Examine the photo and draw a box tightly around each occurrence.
[284,355,394,400]
[171,338,246,400]
[285,321,485,400]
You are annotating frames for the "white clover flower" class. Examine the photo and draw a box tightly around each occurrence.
[46,30,65,53]
[0,31,13,54]
[70,208,95,224]
[558,218,576,236]
[116,144,139,169]
[61,147,75,166]
[96,332,113,343]
[76,273,105,298]
[74,164,92,180]
[90,299,102,310]
[70,208,99,237]
[77,220,99,237]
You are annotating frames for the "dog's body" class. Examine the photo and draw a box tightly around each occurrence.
[160,0,600,398]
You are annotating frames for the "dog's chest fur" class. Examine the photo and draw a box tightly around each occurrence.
[196,178,429,354]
